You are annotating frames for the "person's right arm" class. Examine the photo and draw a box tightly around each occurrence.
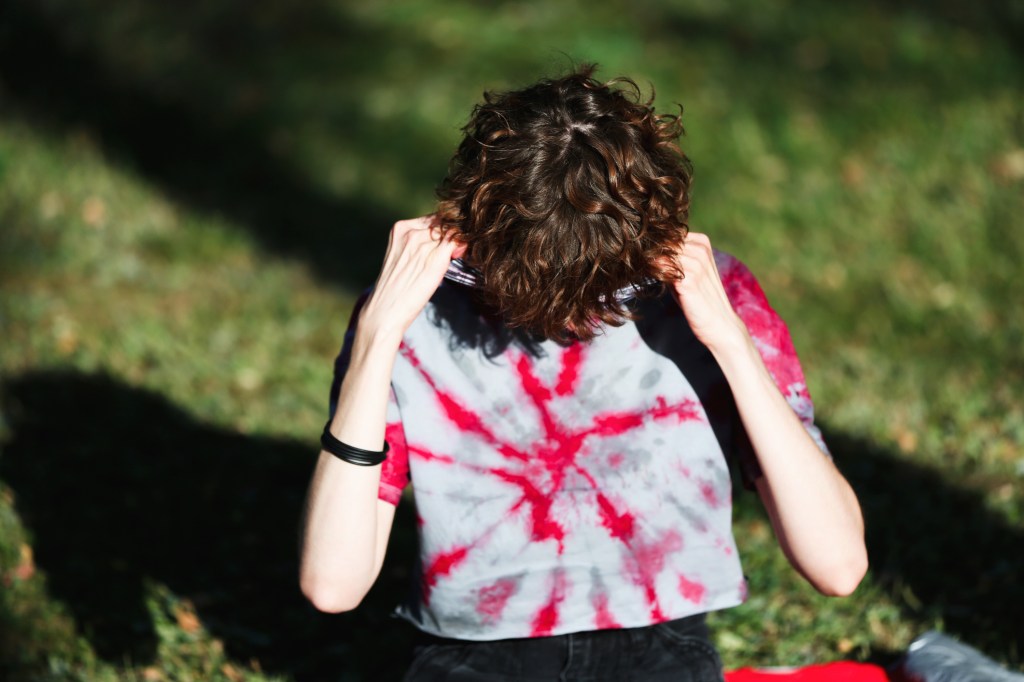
[298,216,465,612]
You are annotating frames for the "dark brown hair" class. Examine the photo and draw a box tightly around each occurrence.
[435,64,691,344]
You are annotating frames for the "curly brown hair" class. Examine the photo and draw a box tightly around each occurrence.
[435,64,691,344]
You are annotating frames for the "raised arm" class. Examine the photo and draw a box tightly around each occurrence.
[659,232,868,596]
[298,217,465,612]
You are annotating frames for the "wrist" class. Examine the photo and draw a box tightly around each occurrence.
[350,325,403,368]
[703,314,753,363]
[347,306,404,379]
[705,320,779,394]
[353,301,406,354]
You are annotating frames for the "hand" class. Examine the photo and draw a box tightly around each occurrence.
[658,232,747,352]
[359,216,466,341]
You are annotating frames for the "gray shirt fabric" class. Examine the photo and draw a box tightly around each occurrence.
[329,249,829,640]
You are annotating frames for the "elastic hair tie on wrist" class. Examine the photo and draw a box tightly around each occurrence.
[320,420,389,466]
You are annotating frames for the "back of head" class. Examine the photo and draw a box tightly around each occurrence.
[436,64,692,344]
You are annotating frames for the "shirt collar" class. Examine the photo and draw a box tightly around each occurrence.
[443,259,659,303]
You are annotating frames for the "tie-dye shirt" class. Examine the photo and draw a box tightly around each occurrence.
[329,249,829,641]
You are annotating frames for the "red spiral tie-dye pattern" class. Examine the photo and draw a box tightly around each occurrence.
[717,252,824,443]
[476,577,519,625]
[402,341,705,630]
[329,248,828,639]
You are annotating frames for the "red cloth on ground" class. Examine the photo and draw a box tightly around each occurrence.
[726,662,890,682]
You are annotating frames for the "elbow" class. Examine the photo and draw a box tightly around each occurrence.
[813,550,869,597]
[300,574,367,614]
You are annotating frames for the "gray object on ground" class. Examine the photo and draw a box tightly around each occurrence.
[894,631,1024,682]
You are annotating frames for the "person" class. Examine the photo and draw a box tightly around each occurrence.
[298,64,868,681]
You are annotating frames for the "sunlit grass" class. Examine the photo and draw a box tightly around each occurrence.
[1,0,1021,679]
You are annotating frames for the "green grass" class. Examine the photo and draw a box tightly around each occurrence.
[1,0,1022,679]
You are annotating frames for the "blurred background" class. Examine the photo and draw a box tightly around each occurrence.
[0,0,1021,680]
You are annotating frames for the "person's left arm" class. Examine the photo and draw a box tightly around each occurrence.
[661,232,867,596]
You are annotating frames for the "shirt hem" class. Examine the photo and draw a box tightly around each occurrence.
[391,592,746,642]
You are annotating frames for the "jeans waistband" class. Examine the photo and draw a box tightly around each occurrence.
[411,612,709,647]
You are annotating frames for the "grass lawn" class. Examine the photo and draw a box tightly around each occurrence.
[1,0,1022,679]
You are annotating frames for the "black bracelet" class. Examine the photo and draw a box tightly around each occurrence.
[320,420,389,466]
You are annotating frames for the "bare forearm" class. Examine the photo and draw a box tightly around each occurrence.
[710,324,867,595]
[659,233,866,594]
[299,322,402,610]
[298,217,465,611]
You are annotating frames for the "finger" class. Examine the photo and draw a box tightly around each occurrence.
[437,233,465,259]
[394,217,422,236]
[422,227,460,259]
[396,216,436,239]
[682,236,713,260]
[401,222,441,250]
[677,254,714,281]
[427,221,451,244]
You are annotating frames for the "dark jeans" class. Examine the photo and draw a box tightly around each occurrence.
[402,614,724,681]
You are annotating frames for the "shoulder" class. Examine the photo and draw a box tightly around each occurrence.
[712,248,776,330]
[714,246,816,399]
[713,246,799,374]
[712,247,745,278]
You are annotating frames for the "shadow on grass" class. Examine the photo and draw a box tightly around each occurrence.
[0,370,423,682]
[0,0,424,289]
[826,426,1023,661]
[2,370,1022,680]
[2,0,1021,298]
